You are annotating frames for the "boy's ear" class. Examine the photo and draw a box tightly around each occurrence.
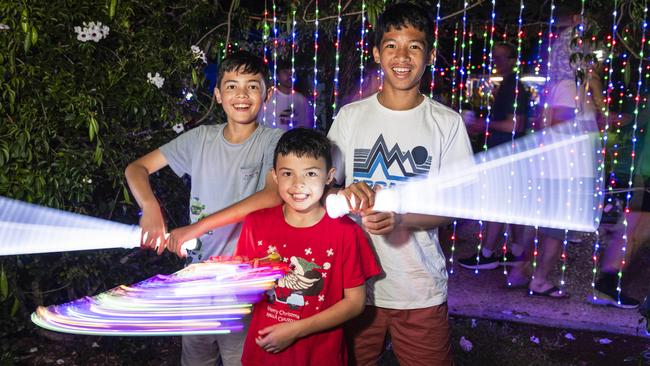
[264,87,272,103]
[373,46,380,64]
[326,168,336,185]
[271,168,278,185]
[427,48,436,66]
[213,87,223,104]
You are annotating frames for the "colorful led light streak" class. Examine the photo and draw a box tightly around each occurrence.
[32,258,286,336]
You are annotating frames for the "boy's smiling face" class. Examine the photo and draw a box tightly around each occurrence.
[273,153,334,219]
[214,67,269,125]
[373,24,434,94]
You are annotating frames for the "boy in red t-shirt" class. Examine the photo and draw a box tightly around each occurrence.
[235,128,381,366]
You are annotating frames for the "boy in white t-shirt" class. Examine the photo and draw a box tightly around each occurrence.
[327,3,473,365]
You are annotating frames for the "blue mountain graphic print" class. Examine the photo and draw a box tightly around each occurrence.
[353,134,432,183]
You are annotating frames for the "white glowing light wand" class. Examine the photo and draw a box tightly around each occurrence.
[328,126,604,232]
[0,196,196,256]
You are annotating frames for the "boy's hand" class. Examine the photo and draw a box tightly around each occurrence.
[361,211,400,235]
[255,321,302,354]
[140,204,167,255]
[340,182,375,214]
[167,224,199,258]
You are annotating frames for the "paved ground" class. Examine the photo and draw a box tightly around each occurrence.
[444,220,650,338]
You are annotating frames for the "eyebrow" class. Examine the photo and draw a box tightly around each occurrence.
[382,38,426,46]
[278,166,321,171]
[223,79,263,84]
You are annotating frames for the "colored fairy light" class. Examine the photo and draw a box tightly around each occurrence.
[466,25,474,108]
[614,1,647,305]
[449,220,457,274]
[479,23,489,119]
[541,1,555,130]
[451,23,460,109]
[475,220,484,275]
[312,0,319,128]
[359,0,366,98]
[430,0,442,98]
[332,0,342,117]
[482,0,497,153]
[535,24,544,76]
[272,0,278,128]
[475,0,496,271]
[558,230,569,293]
[457,1,469,112]
[32,258,286,336]
[262,1,269,127]
[289,8,296,129]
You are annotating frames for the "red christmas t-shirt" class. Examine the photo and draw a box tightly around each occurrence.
[235,205,381,366]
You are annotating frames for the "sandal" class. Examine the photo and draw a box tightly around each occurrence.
[528,285,570,299]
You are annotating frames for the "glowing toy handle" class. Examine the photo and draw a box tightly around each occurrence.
[326,190,399,218]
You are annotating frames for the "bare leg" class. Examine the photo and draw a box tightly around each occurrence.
[529,235,564,296]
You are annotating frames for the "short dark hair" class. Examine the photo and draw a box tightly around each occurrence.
[273,128,332,170]
[494,42,517,59]
[217,51,269,90]
[374,2,435,52]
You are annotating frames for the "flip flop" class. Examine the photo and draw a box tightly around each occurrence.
[528,286,570,299]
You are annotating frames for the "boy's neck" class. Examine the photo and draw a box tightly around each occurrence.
[277,85,291,94]
[223,121,258,144]
[377,88,424,111]
[282,204,326,228]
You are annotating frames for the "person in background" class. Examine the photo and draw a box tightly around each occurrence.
[259,60,314,130]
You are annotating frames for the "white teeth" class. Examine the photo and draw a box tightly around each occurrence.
[292,193,307,200]
[392,67,410,73]
[234,104,249,108]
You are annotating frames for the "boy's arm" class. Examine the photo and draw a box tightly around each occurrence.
[124,149,169,252]
[166,170,282,256]
[254,285,365,353]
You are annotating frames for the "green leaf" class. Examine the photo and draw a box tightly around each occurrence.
[88,116,98,141]
[0,267,8,301]
[21,8,29,33]
[93,141,103,166]
[192,69,198,86]
[122,185,132,205]
[11,297,20,316]
[109,0,117,19]
[31,25,38,46]
[23,31,31,53]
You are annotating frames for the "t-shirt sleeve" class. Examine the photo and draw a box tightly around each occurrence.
[262,129,284,180]
[159,126,203,177]
[342,223,381,289]
[234,214,256,259]
[440,115,474,172]
[327,108,349,186]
